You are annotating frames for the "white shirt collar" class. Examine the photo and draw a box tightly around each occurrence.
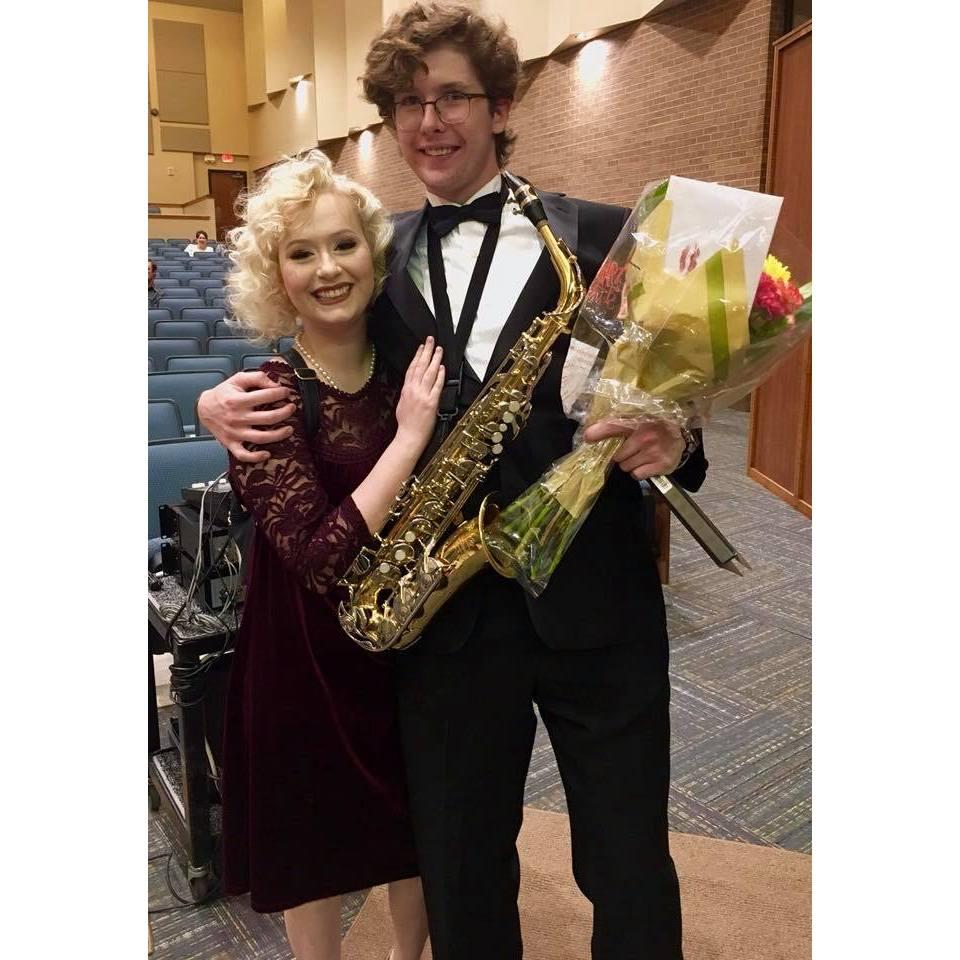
[425,172,502,208]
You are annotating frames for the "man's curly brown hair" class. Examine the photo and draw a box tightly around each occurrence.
[361,2,522,168]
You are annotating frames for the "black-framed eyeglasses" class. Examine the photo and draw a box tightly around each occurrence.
[392,92,491,131]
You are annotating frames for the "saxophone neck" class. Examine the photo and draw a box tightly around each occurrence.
[504,171,584,319]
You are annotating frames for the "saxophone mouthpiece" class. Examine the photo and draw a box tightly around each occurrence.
[503,171,547,228]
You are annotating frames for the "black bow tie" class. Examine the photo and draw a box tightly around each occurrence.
[426,190,503,238]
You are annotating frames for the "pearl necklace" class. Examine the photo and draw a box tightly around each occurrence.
[294,333,376,393]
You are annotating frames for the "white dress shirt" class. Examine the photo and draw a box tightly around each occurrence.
[407,173,545,379]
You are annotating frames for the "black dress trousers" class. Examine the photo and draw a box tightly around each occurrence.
[394,574,683,960]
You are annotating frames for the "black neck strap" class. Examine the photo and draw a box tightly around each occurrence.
[281,346,322,439]
[426,183,506,425]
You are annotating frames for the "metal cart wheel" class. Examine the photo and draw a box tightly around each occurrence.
[189,872,212,903]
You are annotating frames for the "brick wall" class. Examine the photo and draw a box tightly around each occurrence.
[330,0,786,213]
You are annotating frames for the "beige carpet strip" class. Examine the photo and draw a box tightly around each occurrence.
[342,806,810,960]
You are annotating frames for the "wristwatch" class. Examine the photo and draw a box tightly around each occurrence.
[675,426,699,471]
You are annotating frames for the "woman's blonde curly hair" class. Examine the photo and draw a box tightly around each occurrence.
[225,150,393,342]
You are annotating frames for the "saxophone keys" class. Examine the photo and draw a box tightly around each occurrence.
[379,562,393,574]
[502,411,515,423]
[404,531,417,543]
[491,431,503,443]
[492,444,503,454]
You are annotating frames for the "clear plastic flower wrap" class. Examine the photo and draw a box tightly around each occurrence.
[486,176,812,596]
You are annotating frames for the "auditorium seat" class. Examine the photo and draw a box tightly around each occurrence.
[188,278,224,297]
[181,307,226,337]
[148,370,226,435]
[242,354,277,370]
[208,337,266,370]
[158,287,201,299]
[167,355,234,376]
[208,297,228,312]
[156,298,205,320]
[148,308,173,328]
[148,357,155,372]
[153,320,210,343]
[152,278,181,290]
[148,399,185,441]
[188,265,220,278]
[147,436,228,539]
[148,337,203,371]
[170,271,197,283]
[203,287,227,306]
[277,336,295,354]
[213,320,246,338]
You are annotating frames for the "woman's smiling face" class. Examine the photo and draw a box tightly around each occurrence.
[278,191,375,334]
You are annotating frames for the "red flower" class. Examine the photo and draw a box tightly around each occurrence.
[778,279,804,313]
[754,271,786,317]
[753,271,804,319]
[589,259,627,312]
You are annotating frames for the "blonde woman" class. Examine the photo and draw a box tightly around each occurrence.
[220,150,441,960]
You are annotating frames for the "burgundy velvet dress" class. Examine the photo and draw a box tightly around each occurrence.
[220,357,419,913]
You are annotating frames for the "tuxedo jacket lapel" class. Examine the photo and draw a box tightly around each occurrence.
[383,205,437,342]
[483,190,579,381]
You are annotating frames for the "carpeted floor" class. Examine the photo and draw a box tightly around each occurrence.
[148,409,811,958]
[341,808,810,960]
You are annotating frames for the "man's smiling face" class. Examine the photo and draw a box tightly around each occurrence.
[393,44,510,204]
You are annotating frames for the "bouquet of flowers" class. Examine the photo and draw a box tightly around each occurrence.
[486,176,812,597]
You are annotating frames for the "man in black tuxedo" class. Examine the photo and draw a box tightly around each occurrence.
[198,4,706,957]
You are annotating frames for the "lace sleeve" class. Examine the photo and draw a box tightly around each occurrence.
[228,361,370,598]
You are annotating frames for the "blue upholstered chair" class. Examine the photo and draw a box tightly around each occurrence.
[147,437,229,539]
[208,337,266,370]
[213,319,247,338]
[153,320,210,343]
[189,278,224,298]
[148,337,202,371]
[148,308,173,329]
[148,399,185,441]
[155,298,204,320]
[166,355,235,376]
[181,307,226,337]
[148,369,227,435]
[242,354,277,370]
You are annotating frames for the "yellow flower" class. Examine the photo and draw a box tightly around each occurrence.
[763,254,791,284]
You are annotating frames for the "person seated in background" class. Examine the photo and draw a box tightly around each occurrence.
[148,259,161,309]
[219,150,440,960]
[184,230,213,256]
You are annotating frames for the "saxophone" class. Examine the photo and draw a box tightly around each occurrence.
[337,172,585,652]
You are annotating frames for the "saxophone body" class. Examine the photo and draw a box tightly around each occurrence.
[338,173,585,652]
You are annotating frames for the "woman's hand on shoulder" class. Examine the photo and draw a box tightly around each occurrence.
[394,337,444,454]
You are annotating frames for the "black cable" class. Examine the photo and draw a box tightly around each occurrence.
[148,839,223,913]
[167,531,239,708]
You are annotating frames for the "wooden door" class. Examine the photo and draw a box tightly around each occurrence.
[747,20,812,516]
[209,169,248,242]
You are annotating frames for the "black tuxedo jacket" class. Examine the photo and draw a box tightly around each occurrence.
[371,186,708,652]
